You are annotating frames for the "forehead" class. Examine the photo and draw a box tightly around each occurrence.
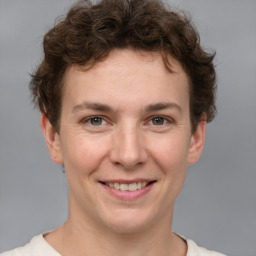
[62,49,190,111]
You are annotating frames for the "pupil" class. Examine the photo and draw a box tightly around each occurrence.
[153,117,164,125]
[91,117,102,125]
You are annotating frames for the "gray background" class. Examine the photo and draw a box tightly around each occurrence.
[0,0,255,255]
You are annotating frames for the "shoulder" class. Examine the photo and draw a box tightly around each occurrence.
[185,237,227,256]
[0,234,61,256]
[2,233,227,256]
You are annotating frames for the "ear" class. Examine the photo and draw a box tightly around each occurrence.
[40,113,63,164]
[187,121,206,165]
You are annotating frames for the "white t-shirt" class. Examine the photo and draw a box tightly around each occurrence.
[1,234,226,256]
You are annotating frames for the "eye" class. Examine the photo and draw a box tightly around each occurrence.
[82,116,107,126]
[89,117,104,126]
[150,116,168,125]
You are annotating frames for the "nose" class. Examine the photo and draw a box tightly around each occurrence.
[109,123,148,169]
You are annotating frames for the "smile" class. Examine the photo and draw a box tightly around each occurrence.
[104,181,150,191]
[99,180,157,200]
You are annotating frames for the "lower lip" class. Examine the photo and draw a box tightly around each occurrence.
[100,183,155,200]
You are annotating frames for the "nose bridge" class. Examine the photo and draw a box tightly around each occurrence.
[110,121,147,168]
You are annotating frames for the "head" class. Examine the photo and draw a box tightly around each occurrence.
[31,0,216,234]
[30,0,216,134]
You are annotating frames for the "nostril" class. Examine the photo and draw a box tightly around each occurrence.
[109,134,148,168]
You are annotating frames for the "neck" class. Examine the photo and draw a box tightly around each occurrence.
[45,199,187,256]
[60,213,185,256]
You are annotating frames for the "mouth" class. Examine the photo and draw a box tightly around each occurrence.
[99,179,157,200]
[99,180,156,192]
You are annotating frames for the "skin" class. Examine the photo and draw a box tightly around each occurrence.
[41,49,206,256]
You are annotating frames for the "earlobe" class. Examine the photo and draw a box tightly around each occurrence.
[187,121,206,165]
[40,113,63,164]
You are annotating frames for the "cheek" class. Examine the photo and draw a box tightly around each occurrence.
[147,134,190,210]
[61,134,110,177]
[148,134,190,171]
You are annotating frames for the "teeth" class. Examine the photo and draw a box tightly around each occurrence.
[119,184,129,191]
[129,183,137,191]
[113,183,119,189]
[106,181,149,191]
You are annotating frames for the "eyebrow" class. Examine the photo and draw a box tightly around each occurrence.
[145,102,182,113]
[72,102,112,113]
[72,101,182,114]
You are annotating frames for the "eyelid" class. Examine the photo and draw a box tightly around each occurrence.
[80,115,174,126]
[148,115,175,124]
[81,115,109,125]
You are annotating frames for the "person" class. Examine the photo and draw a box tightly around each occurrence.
[1,0,226,255]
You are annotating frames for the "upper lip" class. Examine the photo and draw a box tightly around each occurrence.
[99,179,156,184]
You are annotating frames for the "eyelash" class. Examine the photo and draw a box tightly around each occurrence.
[81,116,107,126]
[147,115,173,126]
[81,115,173,127]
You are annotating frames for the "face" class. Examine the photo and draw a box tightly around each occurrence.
[42,49,205,234]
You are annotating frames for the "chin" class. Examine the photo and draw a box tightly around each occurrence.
[100,208,157,234]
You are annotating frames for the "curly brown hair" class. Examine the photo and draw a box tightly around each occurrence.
[30,0,216,133]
